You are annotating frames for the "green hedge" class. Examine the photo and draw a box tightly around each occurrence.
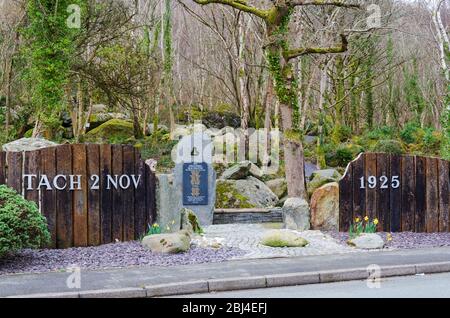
[0,185,50,257]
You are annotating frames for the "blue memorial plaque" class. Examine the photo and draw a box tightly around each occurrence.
[183,162,209,206]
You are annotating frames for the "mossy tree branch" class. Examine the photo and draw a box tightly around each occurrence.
[284,34,348,61]
[290,0,361,9]
[192,0,269,20]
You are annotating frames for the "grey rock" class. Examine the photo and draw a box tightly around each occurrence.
[216,177,278,208]
[142,230,192,254]
[265,178,287,199]
[282,198,310,231]
[221,161,263,180]
[2,138,58,152]
[309,169,342,181]
[180,208,203,234]
[307,169,342,197]
[220,161,252,180]
[348,233,385,249]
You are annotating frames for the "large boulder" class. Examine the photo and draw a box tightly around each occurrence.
[260,230,309,248]
[87,112,129,131]
[307,169,342,197]
[220,161,263,180]
[265,178,287,199]
[348,233,384,250]
[216,176,278,208]
[282,198,310,231]
[84,119,134,143]
[310,182,339,231]
[142,230,191,254]
[2,138,58,152]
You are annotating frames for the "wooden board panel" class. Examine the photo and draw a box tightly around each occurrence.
[352,153,365,218]
[111,145,124,242]
[134,149,147,239]
[122,145,135,241]
[72,144,88,247]
[41,147,57,248]
[87,144,101,246]
[56,145,73,248]
[100,144,112,244]
[24,150,41,205]
[339,164,353,231]
[376,153,390,231]
[401,155,415,231]
[415,156,427,232]
[425,157,439,233]
[0,152,6,184]
[7,152,23,194]
[146,162,157,229]
[365,153,377,220]
[390,154,402,232]
[438,159,450,232]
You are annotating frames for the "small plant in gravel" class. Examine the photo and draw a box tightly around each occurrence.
[146,223,161,236]
[348,216,379,239]
[0,185,50,257]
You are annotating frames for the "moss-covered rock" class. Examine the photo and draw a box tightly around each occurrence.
[370,139,404,154]
[216,177,278,209]
[260,230,308,248]
[307,169,342,198]
[84,119,134,144]
[216,180,256,209]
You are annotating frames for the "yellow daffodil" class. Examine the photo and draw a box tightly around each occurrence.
[355,217,361,223]
[153,223,159,228]
[387,233,393,241]
[364,216,369,222]
[373,218,379,225]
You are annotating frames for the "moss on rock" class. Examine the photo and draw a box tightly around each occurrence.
[84,119,134,144]
[215,181,256,209]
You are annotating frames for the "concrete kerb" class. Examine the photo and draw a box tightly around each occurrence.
[7,261,450,298]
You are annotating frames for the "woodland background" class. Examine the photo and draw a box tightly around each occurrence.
[0,0,449,196]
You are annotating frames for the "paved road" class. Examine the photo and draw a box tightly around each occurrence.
[3,247,450,297]
[178,272,450,298]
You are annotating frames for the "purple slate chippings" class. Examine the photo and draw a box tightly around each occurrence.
[327,232,450,250]
[0,241,246,276]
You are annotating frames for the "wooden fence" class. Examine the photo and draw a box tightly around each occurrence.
[339,152,450,232]
[0,144,156,248]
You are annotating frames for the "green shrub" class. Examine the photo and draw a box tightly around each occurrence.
[365,126,396,140]
[325,143,363,167]
[331,124,352,143]
[422,128,442,154]
[0,185,50,257]
[400,122,422,144]
[370,139,404,154]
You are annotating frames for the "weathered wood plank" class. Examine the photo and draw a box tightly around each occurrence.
[438,159,450,232]
[87,144,101,246]
[376,153,390,231]
[365,153,377,220]
[390,154,402,232]
[100,144,112,244]
[40,147,57,248]
[56,144,73,248]
[425,157,439,233]
[145,162,157,230]
[0,152,6,184]
[401,155,415,231]
[352,153,365,219]
[134,149,147,239]
[415,156,427,232]
[112,145,124,242]
[339,163,353,231]
[72,144,88,247]
[6,152,23,194]
[24,150,41,205]
[122,145,135,241]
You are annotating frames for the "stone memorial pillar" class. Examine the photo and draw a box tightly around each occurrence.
[173,132,216,226]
